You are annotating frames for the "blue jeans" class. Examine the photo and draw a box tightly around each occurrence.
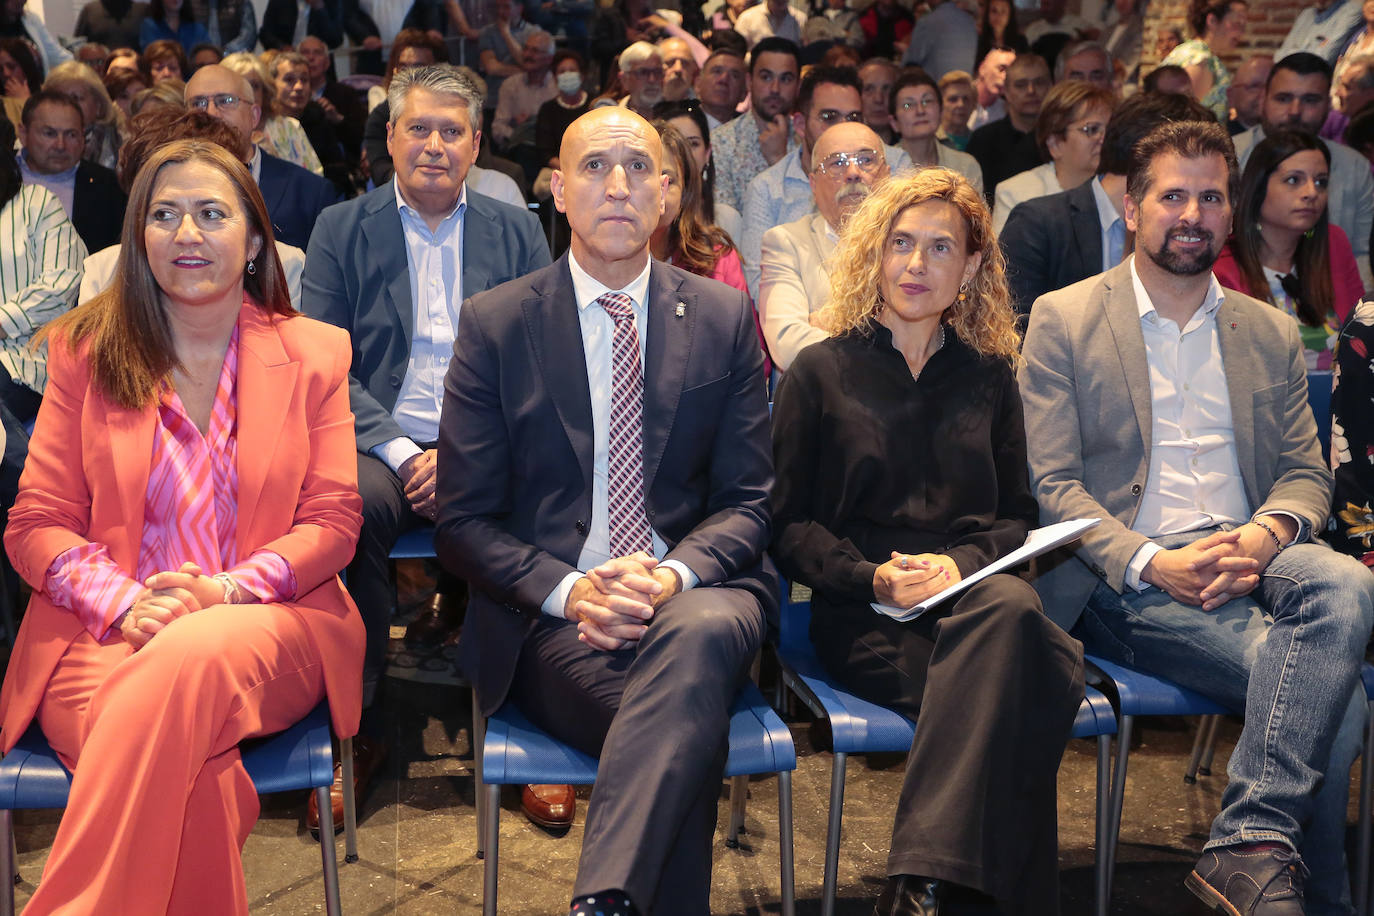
[1075,528,1374,916]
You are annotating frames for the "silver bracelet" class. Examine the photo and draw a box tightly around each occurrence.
[213,572,241,605]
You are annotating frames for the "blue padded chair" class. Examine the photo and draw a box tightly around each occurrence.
[477,681,797,916]
[773,578,1118,916]
[1308,370,1333,462]
[0,701,349,916]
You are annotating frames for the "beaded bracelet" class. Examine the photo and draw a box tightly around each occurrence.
[1252,517,1285,556]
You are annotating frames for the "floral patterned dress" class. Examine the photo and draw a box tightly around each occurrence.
[1329,299,1374,563]
[1160,38,1230,122]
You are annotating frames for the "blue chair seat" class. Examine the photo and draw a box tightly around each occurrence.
[0,702,346,916]
[477,680,796,916]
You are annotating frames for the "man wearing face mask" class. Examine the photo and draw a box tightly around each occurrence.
[759,122,889,371]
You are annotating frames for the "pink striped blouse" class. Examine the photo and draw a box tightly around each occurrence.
[44,320,296,640]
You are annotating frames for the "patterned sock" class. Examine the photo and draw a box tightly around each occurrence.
[569,890,639,916]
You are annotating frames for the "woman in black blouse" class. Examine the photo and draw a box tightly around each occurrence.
[770,168,1084,916]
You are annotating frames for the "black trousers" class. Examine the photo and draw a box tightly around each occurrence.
[509,586,767,916]
[813,574,1084,913]
[351,450,461,686]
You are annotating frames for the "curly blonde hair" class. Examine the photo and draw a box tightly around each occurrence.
[826,168,1020,363]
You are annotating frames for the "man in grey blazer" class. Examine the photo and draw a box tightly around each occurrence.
[1021,119,1374,916]
[302,65,551,828]
[758,121,889,371]
[438,107,775,916]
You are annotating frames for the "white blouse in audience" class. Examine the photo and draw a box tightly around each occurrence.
[0,184,86,396]
[992,161,1062,236]
[80,241,307,308]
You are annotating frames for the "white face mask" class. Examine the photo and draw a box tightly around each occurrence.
[557,71,583,94]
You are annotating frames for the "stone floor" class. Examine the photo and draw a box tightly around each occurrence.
[7,669,1363,915]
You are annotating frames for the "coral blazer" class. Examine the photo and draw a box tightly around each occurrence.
[0,304,365,751]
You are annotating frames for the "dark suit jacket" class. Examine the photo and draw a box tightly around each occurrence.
[437,256,778,715]
[70,161,126,254]
[301,180,551,453]
[259,0,344,48]
[1000,178,1104,315]
[257,150,341,252]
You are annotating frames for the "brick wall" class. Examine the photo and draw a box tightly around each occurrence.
[1139,0,1300,74]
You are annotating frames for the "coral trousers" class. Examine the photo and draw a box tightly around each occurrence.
[23,603,326,915]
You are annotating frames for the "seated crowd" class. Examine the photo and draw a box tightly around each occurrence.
[4,0,1374,913]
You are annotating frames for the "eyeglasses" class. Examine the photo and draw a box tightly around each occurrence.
[899,96,938,111]
[189,93,245,111]
[1071,122,1106,139]
[817,148,883,176]
[815,109,864,125]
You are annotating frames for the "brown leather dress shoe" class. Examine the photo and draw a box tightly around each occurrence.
[404,591,466,646]
[308,736,387,834]
[521,783,575,830]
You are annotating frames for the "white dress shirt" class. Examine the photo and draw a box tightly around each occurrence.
[372,182,467,473]
[541,252,699,618]
[1124,258,1252,588]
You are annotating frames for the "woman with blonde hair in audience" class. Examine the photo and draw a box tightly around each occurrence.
[0,138,363,914]
[44,61,126,171]
[1160,0,1248,121]
[770,166,1083,916]
[221,51,324,176]
[992,78,1115,234]
[129,76,186,116]
[651,121,769,375]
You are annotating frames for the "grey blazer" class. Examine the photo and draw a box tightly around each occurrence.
[301,181,552,452]
[1018,260,1332,631]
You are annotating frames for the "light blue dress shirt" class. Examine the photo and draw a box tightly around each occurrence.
[540,252,699,618]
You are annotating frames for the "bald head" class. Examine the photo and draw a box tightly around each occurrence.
[184,64,260,157]
[558,106,662,175]
[810,121,889,230]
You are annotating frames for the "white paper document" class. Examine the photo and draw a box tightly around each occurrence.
[870,518,1101,622]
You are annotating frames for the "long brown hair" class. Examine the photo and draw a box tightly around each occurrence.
[1230,129,1334,327]
[39,140,293,408]
[653,121,736,276]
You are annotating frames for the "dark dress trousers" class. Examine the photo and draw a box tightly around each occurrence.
[770,325,1084,911]
[999,179,1104,315]
[438,255,778,913]
[302,181,550,678]
[70,161,126,255]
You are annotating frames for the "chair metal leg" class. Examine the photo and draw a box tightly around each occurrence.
[315,785,343,916]
[726,774,749,845]
[1184,715,1219,784]
[482,783,501,916]
[778,771,795,916]
[1356,702,1373,916]
[1198,714,1220,776]
[1,810,15,916]
[821,751,847,916]
[1094,735,1111,916]
[472,689,487,860]
[339,736,358,863]
[1104,715,1134,905]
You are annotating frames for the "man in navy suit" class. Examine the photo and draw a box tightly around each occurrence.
[438,106,776,916]
[302,64,551,830]
[183,64,340,251]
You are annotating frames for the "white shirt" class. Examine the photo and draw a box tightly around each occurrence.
[372,182,467,473]
[1124,257,1251,588]
[540,252,699,617]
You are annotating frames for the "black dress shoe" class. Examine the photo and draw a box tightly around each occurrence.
[404,591,466,646]
[874,875,941,916]
[1185,844,1308,915]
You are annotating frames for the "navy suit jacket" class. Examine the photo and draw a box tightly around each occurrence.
[999,178,1104,315]
[437,255,778,715]
[301,180,551,452]
[258,150,341,252]
[70,161,126,254]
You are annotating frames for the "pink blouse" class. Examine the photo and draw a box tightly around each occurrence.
[44,321,296,640]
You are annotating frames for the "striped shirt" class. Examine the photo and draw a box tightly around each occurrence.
[0,185,86,395]
[45,319,296,639]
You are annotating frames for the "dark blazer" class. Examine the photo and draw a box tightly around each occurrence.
[70,161,126,254]
[257,150,341,252]
[1000,179,1104,315]
[301,180,551,452]
[259,0,344,48]
[437,256,778,716]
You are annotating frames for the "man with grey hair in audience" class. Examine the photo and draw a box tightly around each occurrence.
[759,121,889,371]
[1054,40,1113,90]
[616,41,666,118]
[302,64,554,834]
